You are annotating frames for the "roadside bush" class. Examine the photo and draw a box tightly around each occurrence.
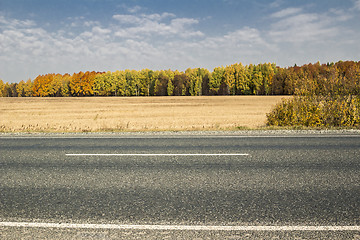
[267,95,360,128]
[267,61,360,128]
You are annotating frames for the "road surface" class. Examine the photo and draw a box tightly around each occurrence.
[1,132,360,239]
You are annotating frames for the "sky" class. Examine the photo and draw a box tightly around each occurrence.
[0,0,360,83]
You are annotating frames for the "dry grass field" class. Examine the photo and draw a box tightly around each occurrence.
[0,96,290,132]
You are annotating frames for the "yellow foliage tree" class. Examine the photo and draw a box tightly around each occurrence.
[0,79,5,97]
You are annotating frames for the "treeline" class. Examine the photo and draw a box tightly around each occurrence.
[272,61,360,96]
[0,61,359,97]
[0,63,276,97]
[267,61,360,128]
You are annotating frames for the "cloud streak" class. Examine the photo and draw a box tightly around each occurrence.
[112,13,202,38]
[354,0,360,10]
[270,7,302,18]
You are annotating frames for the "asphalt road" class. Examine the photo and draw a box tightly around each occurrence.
[1,133,360,239]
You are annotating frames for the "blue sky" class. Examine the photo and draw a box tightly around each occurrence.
[1,0,360,83]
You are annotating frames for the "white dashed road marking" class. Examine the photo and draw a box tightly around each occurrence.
[66,153,249,156]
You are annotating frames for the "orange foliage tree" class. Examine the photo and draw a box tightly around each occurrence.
[69,71,99,96]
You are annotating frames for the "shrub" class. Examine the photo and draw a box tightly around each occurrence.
[267,95,360,128]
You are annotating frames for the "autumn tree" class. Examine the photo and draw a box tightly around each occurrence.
[185,68,201,96]
[16,80,31,97]
[154,71,169,96]
[123,70,136,96]
[248,64,263,95]
[234,63,250,95]
[32,74,54,97]
[3,83,10,97]
[258,63,276,95]
[209,66,225,95]
[47,74,70,97]
[0,80,4,97]
[167,78,174,96]
[271,68,286,95]
[131,70,141,96]
[113,70,127,96]
[94,71,114,96]
[70,71,98,96]
[173,73,187,96]
[60,74,71,97]
[201,69,211,95]
[165,70,175,94]
[3,83,18,97]
[24,79,34,96]
[136,69,155,96]
[16,80,26,97]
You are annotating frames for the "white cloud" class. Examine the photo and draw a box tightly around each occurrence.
[224,27,263,43]
[354,0,360,10]
[143,12,175,21]
[329,8,353,22]
[112,13,202,39]
[269,0,284,9]
[0,15,35,30]
[271,7,302,18]
[264,4,360,66]
[92,26,111,35]
[166,26,276,70]
[269,8,339,43]
[112,12,175,25]
[112,14,142,24]
[84,20,100,27]
[268,3,359,45]
[199,27,269,52]
[127,5,142,14]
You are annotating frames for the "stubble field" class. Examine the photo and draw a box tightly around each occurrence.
[0,96,289,132]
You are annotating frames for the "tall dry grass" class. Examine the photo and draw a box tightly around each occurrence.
[0,96,289,132]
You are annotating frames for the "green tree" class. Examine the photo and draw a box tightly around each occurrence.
[112,70,127,96]
[209,66,225,95]
[138,69,150,96]
[224,65,236,95]
[167,78,174,96]
[124,70,135,96]
[94,71,116,96]
[185,68,201,96]
[258,63,276,95]
[233,63,250,95]
[247,64,264,95]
